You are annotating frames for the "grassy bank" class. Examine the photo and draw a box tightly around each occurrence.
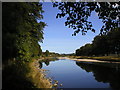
[3,59,52,89]
[38,56,59,61]
[68,56,120,62]
[27,59,52,88]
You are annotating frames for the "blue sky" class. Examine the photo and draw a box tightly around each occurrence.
[39,2,103,54]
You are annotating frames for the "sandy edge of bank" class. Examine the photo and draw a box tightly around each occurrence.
[27,59,52,88]
[58,57,120,63]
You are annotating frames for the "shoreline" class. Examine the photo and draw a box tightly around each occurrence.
[27,59,52,88]
[30,56,120,88]
[29,56,120,88]
[57,57,120,64]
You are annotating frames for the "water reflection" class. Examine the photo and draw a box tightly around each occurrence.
[39,62,43,68]
[44,61,50,66]
[76,62,120,90]
[40,60,110,88]
[39,60,50,69]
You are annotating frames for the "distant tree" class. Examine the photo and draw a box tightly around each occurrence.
[76,43,93,56]
[84,44,93,56]
[75,28,120,56]
[53,2,119,35]
[92,35,109,56]
[45,50,49,57]
[76,49,80,56]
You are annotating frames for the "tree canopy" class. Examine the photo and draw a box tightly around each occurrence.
[3,2,46,61]
[53,2,119,35]
[75,28,120,56]
[45,50,49,57]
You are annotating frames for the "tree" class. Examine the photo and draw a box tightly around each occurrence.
[107,28,120,55]
[53,2,119,35]
[76,49,80,56]
[3,2,46,89]
[75,43,93,56]
[92,35,109,56]
[75,28,120,56]
[45,50,49,57]
[3,2,46,61]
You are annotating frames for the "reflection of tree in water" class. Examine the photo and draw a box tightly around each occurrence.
[39,60,50,69]
[39,62,43,69]
[44,61,50,66]
[76,62,120,90]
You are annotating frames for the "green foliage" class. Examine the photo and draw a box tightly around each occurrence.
[53,2,119,35]
[76,43,93,56]
[3,2,46,61]
[45,50,49,57]
[76,28,120,56]
[92,35,109,56]
[107,28,120,55]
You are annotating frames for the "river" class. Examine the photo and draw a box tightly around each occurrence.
[39,59,120,89]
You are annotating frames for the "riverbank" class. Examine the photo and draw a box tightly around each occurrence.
[75,56,120,61]
[58,56,120,63]
[24,56,60,88]
[3,59,52,89]
[27,59,52,88]
[3,56,119,89]
[38,57,58,61]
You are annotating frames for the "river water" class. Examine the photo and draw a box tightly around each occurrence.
[40,59,120,89]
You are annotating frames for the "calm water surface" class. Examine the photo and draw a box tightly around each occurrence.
[40,59,120,89]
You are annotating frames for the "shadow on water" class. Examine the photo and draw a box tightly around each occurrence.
[39,60,50,69]
[76,61,120,90]
[39,61,43,69]
[39,58,60,69]
[44,61,50,66]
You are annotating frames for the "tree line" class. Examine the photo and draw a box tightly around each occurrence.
[42,50,60,57]
[76,28,120,56]
[3,2,46,62]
